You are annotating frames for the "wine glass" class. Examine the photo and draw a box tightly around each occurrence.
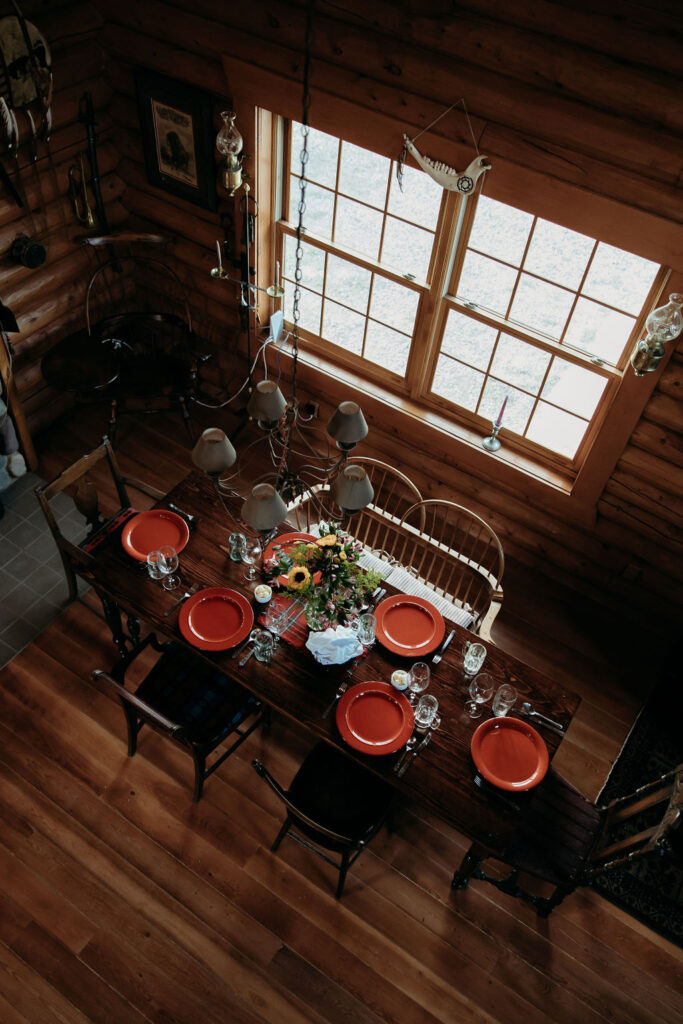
[242,538,263,581]
[465,671,494,718]
[407,661,430,706]
[157,545,180,590]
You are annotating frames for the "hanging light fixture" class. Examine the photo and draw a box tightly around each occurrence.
[630,292,683,376]
[216,111,244,196]
[196,0,373,533]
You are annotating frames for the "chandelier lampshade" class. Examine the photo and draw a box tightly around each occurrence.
[332,464,374,514]
[191,428,237,475]
[327,401,369,451]
[242,483,288,532]
[247,380,287,426]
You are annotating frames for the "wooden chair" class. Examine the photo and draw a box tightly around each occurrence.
[93,636,267,802]
[35,437,164,602]
[286,458,421,558]
[396,499,504,639]
[252,742,395,898]
[451,765,683,916]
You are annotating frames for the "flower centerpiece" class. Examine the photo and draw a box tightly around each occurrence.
[263,522,382,630]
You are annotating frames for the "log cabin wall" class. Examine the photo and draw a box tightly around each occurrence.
[0,0,128,439]
[51,0,683,621]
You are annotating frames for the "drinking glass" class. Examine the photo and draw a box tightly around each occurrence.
[253,629,274,663]
[408,662,430,705]
[415,694,440,733]
[228,532,247,561]
[463,641,487,676]
[264,595,301,639]
[492,683,518,717]
[353,612,376,647]
[242,538,262,581]
[158,545,181,590]
[146,549,165,581]
[465,671,494,718]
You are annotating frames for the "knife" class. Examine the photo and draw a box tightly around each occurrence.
[168,503,198,527]
[397,730,432,777]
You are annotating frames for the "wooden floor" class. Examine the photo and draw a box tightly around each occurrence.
[1,405,681,1024]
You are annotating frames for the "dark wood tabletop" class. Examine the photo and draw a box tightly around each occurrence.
[82,469,581,857]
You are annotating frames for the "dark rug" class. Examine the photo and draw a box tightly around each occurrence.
[593,675,683,946]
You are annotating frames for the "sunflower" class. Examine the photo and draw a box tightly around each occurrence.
[316,534,338,547]
[287,565,311,589]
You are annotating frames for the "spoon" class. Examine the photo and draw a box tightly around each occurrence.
[520,702,564,733]
[393,734,418,774]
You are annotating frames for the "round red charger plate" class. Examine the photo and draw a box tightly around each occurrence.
[336,680,414,755]
[471,716,549,791]
[121,509,190,561]
[264,531,322,587]
[179,587,254,651]
[374,594,445,657]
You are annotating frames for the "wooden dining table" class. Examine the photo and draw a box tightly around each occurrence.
[79,468,581,860]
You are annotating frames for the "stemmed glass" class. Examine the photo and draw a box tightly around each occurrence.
[242,537,263,582]
[407,662,430,706]
[464,671,494,718]
[158,545,181,590]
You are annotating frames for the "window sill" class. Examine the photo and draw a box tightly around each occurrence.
[272,345,600,527]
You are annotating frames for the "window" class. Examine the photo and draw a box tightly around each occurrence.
[277,120,664,474]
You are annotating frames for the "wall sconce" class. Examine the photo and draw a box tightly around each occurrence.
[630,292,683,377]
[216,110,243,195]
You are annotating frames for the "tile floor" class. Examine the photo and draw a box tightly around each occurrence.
[0,473,89,668]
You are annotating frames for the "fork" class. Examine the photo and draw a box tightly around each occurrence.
[397,731,432,778]
[432,629,455,666]
[162,583,199,617]
[322,678,350,719]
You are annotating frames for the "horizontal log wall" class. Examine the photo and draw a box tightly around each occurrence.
[0,1,130,439]
[55,0,683,621]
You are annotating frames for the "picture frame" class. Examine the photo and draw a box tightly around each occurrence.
[134,68,217,212]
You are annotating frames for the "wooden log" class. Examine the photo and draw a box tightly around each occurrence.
[100,22,227,95]
[606,470,683,530]
[642,391,683,433]
[446,0,682,73]
[106,0,683,182]
[617,444,683,499]
[313,0,682,131]
[630,420,683,469]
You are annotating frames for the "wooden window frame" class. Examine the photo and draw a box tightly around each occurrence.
[237,93,679,524]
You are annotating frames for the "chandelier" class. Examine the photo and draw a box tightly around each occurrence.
[193,0,374,545]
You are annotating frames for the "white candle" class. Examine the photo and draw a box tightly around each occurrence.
[495,395,508,428]
[275,260,280,287]
[216,240,223,271]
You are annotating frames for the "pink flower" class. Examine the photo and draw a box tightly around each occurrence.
[264,557,277,571]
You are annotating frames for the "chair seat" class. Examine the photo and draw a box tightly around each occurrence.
[136,643,259,747]
[502,770,602,884]
[287,742,395,852]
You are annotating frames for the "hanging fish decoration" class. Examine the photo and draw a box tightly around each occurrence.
[398,134,490,194]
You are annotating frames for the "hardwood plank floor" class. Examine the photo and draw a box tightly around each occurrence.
[0,405,680,1023]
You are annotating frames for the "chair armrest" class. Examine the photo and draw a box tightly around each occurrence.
[477,590,504,644]
[119,475,165,502]
[92,669,181,734]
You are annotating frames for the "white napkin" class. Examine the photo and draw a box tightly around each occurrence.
[306,626,363,665]
[384,565,474,629]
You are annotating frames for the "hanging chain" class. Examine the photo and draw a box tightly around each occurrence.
[290,0,315,404]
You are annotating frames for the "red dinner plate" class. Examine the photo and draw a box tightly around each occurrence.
[264,531,317,587]
[179,588,254,651]
[336,680,414,755]
[374,594,445,657]
[471,716,549,791]
[121,509,190,561]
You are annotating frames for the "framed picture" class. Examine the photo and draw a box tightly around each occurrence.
[134,68,217,211]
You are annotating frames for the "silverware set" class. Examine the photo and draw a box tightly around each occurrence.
[395,730,432,777]
[516,701,565,734]
[168,503,198,528]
